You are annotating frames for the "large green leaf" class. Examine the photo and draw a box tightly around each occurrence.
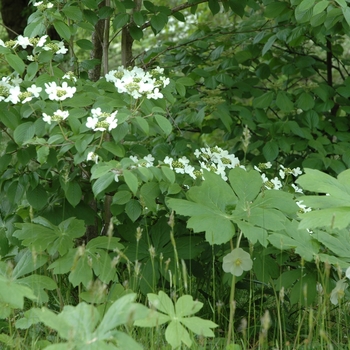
[168,171,237,245]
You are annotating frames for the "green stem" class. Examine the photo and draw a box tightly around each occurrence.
[226,230,243,346]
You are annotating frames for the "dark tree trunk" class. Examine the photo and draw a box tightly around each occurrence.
[1,0,29,39]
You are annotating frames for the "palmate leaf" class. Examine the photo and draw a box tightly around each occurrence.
[268,219,319,261]
[165,321,192,349]
[297,169,350,230]
[167,171,237,245]
[135,291,217,349]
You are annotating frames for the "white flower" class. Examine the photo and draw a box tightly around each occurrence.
[0,39,5,47]
[292,167,302,177]
[105,66,168,100]
[42,109,69,124]
[27,55,35,61]
[46,2,54,8]
[5,85,21,104]
[87,152,99,164]
[330,279,347,305]
[346,267,350,280]
[143,154,155,167]
[62,71,77,82]
[254,165,261,172]
[33,1,43,5]
[147,87,163,99]
[194,149,201,158]
[296,200,311,213]
[27,84,42,97]
[42,112,52,124]
[163,156,173,166]
[56,41,68,54]
[37,35,48,47]
[222,248,253,277]
[279,168,285,180]
[130,155,139,163]
[86,116,98,130]
[291,184,303,193]
[184,164,196,179]
[271,177,282,190]
[14,35,33,49]
[86,109,118,132]
[45,81,76,101]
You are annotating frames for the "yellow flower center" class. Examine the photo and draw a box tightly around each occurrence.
[235,259,242,266]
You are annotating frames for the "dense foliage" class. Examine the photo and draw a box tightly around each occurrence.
[1,0,350,348]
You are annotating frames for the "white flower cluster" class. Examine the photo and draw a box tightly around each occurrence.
[0,76,42,104]
[86,108,118,132]
[42,109,69,124]
[194,146,241,181]
[105,66,170,100]
[255,163,303,192]
[33,1,54,9]
[44,81,76,101]
[0,35,67,56]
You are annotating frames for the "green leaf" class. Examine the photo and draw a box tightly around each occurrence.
[0,275,36,309]
[134,116,149,135]
[97,293,148,334]
[175,295,203,317]
[265,2,288,18]
[53,20,71,41]
[102,141,125,157]
[133,11,145,26]
[168,171,237,245]
[14,122,35,145]
[140,182,160,211]
[113,13,130,30]
[297,92,315,111]
[12,250,47,279]
[276,91,294,112]
[113,190,132,205]
[26,62,39,80]
[263,140,279,161]
[313,0,328,16]
[7,180,25,204]
[37,145,50,164]
[268,220,319,261]
[208,0,221,15]
[125,199,141,222]
[229,168,262,202]
[129,24,143,40]
[26,185,48,210]
[253,91,274,109]
[62,6,83,21]
[150,13,168,33]
[166,321,192,349]
[262,35,276,56]
[237,221,268,246]
[123,169,138,195]
[148,291,175,317]
[76,39,93,50]
[5,54,25,75]
[65,181,82,207]
[92,172,115,197]
[180,316,217,337]
[342,6,350,26]
[18,275,57,303]
[155,114,172,136]
[335,0,347,8]
[297,0,315,12]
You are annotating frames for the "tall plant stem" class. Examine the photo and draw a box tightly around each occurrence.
[226,231,243,346]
